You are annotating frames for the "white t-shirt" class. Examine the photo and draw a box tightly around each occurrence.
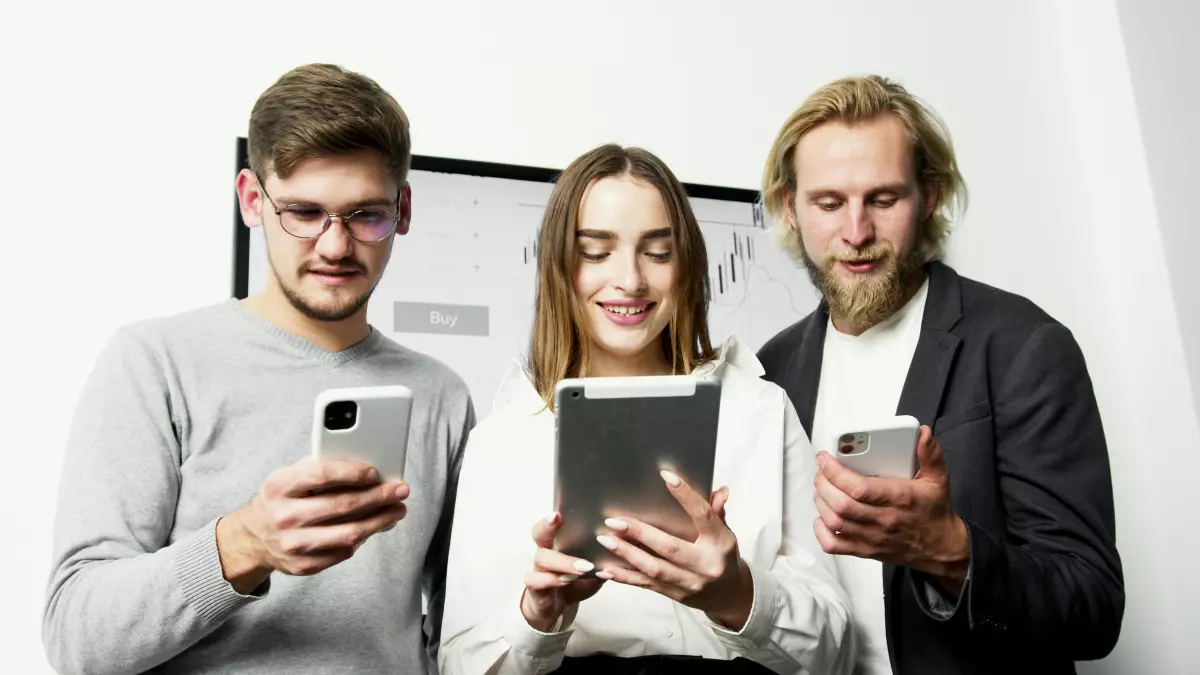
[810,277,930,675]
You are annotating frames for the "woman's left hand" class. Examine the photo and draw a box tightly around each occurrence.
[595,470,755,630]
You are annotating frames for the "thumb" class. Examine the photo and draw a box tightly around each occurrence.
[914,425,948,481]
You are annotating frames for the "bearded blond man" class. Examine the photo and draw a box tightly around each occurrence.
[756,74,1124,675]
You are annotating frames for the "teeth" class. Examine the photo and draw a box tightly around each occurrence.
[604,305,646,316]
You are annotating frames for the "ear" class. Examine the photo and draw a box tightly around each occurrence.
[920,181,939,223]
[781,189,799,231]
[395,182,412,236]
[235,169,264,228]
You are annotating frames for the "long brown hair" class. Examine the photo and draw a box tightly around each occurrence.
[529,144,716,409]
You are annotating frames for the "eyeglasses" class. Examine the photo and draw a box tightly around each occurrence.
[257,179,404,242]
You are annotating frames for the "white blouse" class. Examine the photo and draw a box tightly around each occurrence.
[438,336,856,675]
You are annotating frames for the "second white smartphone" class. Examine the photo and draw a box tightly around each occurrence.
[311,385,414,481]
[831,415,920,479]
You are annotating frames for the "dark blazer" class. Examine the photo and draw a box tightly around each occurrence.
[756,261,1124,675]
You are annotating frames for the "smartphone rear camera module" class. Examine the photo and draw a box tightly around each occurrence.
[324,400,358,431]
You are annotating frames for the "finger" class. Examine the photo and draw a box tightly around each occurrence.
[295,481,409,526]
[531,512,561,550]
[286,503,407,554]
[812,517,875,558]
[598,564,685,600]
[524,569,576,591]
[813,491,845,533]
[814,493,881,542]
[604,516,698,569]
[596,534,696,590]
[817,452,898,507]
[279,550,354,577]
[914,426,947,481]
[533,547,596,577]
[280,458,382,497]
[660,470,719,534]
[814,470,878,525]
[710,486,730,519]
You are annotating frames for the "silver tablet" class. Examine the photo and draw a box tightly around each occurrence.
[552,374,722,572]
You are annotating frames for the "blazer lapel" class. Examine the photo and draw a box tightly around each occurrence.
[785,302,829,439]
[884,261,964,636]
[894,262,964,441]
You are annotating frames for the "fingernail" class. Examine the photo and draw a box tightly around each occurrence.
[817,454,826,469]
[367,468,380,481]
[395,485,409,499]
[573,559,595,573]
[719,486,730,498]
[597,535,618,550]
[660,470,681,487]
[595,571,614,580]
[558,574,578,582]
[604,518,628,531]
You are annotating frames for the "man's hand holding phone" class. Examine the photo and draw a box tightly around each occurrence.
[216,457,409,594]
[812,425,970,596]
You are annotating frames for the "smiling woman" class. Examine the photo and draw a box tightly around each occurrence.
[529,144,715,405]
[438,143,857,675]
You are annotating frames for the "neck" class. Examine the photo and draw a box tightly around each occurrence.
[587,343,673,378]
[241,289,371,353]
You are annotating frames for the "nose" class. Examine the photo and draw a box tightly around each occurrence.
[841,200,875,249]
[314,215,355,260]
[614,251,647,295]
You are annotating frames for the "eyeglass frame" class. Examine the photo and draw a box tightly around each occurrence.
[256,176,407,243]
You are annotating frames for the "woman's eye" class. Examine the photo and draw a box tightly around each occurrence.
[645,251,672,262]
[580,251,608,262]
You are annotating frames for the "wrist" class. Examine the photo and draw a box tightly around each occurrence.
[216,508,272,595]
[519,591,561,633]
[707,559,754,630]
[928,517,970,594]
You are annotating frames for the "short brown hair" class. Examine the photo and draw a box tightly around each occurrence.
[248,63,412,185]
[529,144,715,409]
[761,74,967,263]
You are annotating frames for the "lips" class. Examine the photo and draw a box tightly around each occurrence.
[307,266,362,286]
[597,301,655,326]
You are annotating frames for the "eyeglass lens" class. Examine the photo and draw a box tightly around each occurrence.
[280,206,396,241]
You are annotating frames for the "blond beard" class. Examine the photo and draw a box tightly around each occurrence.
[801,242,925,333]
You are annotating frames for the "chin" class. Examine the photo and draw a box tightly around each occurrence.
[285,285,372,322]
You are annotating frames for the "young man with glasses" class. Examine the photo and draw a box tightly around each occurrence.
[42,64,475,675]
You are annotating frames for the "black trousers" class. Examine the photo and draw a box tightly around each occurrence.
[554,654,775,674]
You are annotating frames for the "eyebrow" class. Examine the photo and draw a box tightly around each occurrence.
[274,196,396,210]
[805,183,910,200]
[575,227,672,241]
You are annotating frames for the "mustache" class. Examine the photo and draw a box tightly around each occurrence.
[824,243,895,265]
[303,260,366,274]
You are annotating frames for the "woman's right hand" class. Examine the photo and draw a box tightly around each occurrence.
[519,512,607,632]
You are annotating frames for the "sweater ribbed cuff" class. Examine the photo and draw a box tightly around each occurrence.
[173,518,264,624]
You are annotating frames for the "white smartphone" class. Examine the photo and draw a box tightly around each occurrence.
[831,415,920,479]
[310,385,414,481]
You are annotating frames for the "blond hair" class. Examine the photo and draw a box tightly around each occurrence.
[761,74,967,263]
[529,144,715,409]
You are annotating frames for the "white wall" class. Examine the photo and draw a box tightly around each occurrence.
[1114,0,1200,423]
[1,0,1192,672]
